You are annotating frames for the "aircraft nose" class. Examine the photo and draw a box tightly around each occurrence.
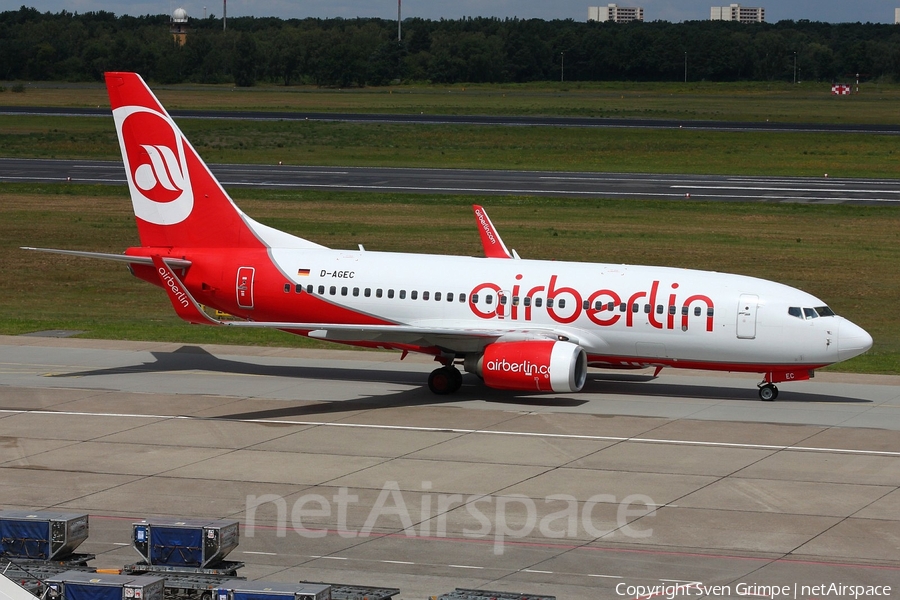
[838,319,873,362]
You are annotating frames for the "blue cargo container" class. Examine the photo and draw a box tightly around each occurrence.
[132,519,239,568]
[215,580,331,600]
[45,571,165,600]
[0,511,88,560]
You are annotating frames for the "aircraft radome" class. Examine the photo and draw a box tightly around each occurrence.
[24,72,873,401]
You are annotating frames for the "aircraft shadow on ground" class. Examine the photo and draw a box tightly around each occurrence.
[48,346,869,419]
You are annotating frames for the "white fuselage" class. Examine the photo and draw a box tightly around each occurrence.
[268,247,869,371]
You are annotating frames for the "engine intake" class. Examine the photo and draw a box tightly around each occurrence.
[465,340,587,392]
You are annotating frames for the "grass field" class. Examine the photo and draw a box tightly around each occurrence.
[3,114,900,179]
[4,80,900,123]
[2,184,897,374]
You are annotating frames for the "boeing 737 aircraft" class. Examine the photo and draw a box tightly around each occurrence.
[24,72,873,400]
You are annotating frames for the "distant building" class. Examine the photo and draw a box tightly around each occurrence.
[895,8,900,24]
[170,7,189,46]
[588,4,644,23]
[710,4,765,23]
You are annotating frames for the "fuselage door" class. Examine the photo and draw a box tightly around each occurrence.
[736,294,758,339]
[236,266,255,310]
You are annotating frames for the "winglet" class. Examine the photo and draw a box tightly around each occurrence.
[473,205,513,259]
[151,255,220,325]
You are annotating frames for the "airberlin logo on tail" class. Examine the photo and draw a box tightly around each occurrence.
[113,105,194,225]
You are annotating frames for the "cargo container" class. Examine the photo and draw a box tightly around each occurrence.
[0,511,89,560]
[215,581,331,600]
[132,519,239,568]
[45,571,165,600]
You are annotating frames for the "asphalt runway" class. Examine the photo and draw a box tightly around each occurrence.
[1,335,898,599]
[4,106,900,135]
[2,157,899,205]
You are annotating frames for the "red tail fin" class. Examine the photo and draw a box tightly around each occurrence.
[106,72,254,249]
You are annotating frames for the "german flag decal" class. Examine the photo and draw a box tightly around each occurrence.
[297,268,311,277]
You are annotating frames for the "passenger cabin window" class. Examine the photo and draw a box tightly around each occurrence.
[525,297,532,307]
[388,289,394,298]
[535,298,543,307]
[411,291,418,300]
[284,283,291,293]
[329,286,337,295]
[421,291,428,300]
[547,298,554,308]
[341,286,348,296]
[295,284,303,293]
[364,288,371,297]
[307,285,314,294]
[486,295,493,305]
[471,294,479,303]
[318,285,325,295]
[657,305,664,314]
[400,290,407,299]
[694,306,702,317]
[376,288,383,298]
[447,293,454,302]
[459,293,466,303]
[558,299,566,309]
[435,292,441,301]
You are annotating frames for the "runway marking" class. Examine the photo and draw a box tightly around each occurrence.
[522,569,553,574]
[2,408,899,457]
[671,184,900,195]
[448,564,484,569]
[588,574,623,579]
[242,551,277,556]
[380,559,415,565]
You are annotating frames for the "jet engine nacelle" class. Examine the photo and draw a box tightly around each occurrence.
[465,340,588,392]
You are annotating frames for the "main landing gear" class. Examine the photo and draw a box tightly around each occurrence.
[758,383,778,401]
[428,365,462,395]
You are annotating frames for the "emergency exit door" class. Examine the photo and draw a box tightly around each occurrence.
[736,294,758,339]
[236,267,255,309]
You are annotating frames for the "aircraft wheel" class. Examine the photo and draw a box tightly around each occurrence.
[758,384,778,401]
[429,366,461,395]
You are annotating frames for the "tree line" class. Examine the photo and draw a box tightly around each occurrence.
[2,6,899,86]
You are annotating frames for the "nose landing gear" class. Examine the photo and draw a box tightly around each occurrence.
[758,382,778,401]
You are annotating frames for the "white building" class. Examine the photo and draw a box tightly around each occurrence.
[710,4,765,23]
[895,8,900,24]
[588,4,644,23]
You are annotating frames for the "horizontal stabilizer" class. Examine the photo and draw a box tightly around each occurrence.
[22,247,191,269]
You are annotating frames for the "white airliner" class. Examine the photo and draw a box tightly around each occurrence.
[25,72,873,401]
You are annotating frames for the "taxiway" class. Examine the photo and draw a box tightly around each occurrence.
[2,158,899,205]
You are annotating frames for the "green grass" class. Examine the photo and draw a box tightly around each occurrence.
[6,80,900,124]
[2,184,897,374]
[3,115,900,179]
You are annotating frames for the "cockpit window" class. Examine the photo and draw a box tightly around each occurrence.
[803,308,818,320]
[815,306,836,317]
[788,307,802,319]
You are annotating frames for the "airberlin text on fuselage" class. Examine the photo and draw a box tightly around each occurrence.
[469,275,715,331]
